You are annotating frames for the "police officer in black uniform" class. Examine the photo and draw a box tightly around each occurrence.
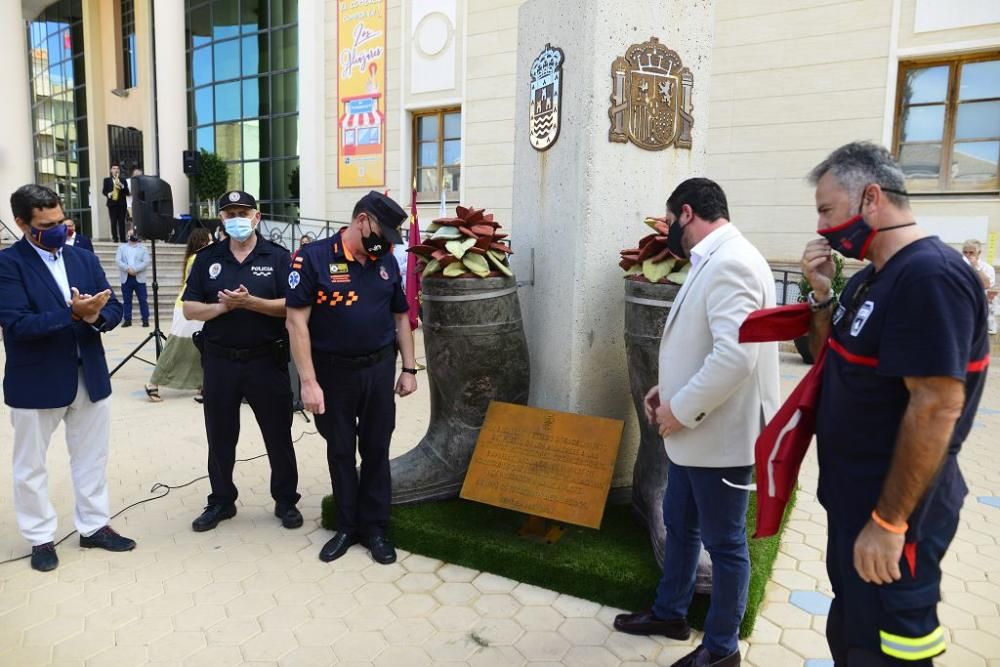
[182,190,302,532]
[286,191,417,565]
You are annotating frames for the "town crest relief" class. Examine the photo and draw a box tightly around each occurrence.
[528,43,565,151]
[608,37,693,151]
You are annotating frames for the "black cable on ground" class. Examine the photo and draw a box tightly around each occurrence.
[0,430,317,566]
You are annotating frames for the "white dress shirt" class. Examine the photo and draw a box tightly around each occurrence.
[30,242,71,304]
[688,223,731,270]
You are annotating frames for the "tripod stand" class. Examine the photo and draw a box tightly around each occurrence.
[110,239,168,376]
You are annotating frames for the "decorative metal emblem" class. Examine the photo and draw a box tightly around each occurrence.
[609,37,693,151]
[528,43,565,151]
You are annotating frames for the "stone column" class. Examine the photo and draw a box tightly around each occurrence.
[0,3,35,226]
[153,0,190,215]
[511,0,716,489]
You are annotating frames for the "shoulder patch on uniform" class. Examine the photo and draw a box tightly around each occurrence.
[209,262,222,279]
[288,270,301,288]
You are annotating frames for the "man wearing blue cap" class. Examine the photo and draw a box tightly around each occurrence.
[286,191,418,565]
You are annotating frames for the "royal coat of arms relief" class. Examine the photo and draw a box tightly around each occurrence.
[609,37,693,151]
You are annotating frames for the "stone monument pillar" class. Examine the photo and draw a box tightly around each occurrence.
[511,0,716,489]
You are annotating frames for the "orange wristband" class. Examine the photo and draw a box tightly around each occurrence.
[871,509,908,535]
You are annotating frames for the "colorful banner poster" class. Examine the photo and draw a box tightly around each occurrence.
[337,0,387,188]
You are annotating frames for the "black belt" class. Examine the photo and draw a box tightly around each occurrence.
[203,339,278,361]
[313,344,394,368]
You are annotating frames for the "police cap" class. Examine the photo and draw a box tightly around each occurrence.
[356,191,406,245]
[219,190,257,211]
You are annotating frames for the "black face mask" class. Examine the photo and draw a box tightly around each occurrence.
[665,214,691,259]
[361,216,390,257]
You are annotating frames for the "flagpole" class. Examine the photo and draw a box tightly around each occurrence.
[405,176,422,334]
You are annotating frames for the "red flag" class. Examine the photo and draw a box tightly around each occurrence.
[739,303,823,537]
[405,187,421,331]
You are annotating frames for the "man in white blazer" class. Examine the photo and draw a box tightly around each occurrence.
[615,179,780,667]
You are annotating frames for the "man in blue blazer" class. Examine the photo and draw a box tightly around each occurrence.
[64,218,93,252]
[0,184,136,572]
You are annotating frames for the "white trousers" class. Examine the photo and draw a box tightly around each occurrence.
[10,370,111,545]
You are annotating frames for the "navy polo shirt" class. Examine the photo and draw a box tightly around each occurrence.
[182,234,291,348]
[815,237,989,536]
[284,231,408,355]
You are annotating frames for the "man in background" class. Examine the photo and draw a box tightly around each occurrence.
[101,164,129,243]
[63,218,93,252]
[962,239,997,335]
[116,233,150,328]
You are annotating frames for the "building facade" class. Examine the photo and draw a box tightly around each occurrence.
[1,0,997,265]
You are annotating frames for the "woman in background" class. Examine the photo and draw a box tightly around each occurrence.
[145,228,213,402]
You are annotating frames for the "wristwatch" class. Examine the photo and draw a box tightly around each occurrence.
[807,290,836,312]
[402,367,418,375]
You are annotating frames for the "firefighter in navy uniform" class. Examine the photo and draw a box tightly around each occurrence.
[182,190,302,532]
[802,143,990,666]
[286,191,418,565]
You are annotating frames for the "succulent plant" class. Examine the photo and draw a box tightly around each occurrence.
[408,205,514,278]
[619,217,691,285]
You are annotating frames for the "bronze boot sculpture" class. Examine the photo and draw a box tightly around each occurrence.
[390,275,530,503]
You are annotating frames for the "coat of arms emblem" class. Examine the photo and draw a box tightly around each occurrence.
[608,37,693,151]
[528,43,565,151]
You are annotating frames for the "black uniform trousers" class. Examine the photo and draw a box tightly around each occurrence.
[314,353,396,537]
[108,205,128,242]
[201,351,300,508]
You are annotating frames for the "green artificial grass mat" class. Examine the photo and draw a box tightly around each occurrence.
[322,489,794,638]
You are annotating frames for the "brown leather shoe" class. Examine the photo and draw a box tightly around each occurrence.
[613,609,691,639]
[672,645,741,667]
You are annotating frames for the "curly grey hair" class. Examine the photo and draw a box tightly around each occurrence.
[808,142,910,211]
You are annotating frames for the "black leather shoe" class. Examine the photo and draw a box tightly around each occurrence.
[121,321,132,328]
[141,321,149,328]
[79,526,136,552]
[671,645,740,667]
[319,532,358,562]
[275,504,303,529]
[30,543,58,572]
[191,504,237,532]
[613,609,691,640]
[365,533,397,564]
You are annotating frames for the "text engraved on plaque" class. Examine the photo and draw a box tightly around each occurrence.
[460,402,624,529]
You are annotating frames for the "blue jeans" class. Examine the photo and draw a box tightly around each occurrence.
[652,459,752,657]
[121,276,149,323]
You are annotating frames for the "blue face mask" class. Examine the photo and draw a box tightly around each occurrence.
[30,223,68,252]
[224,218,254,242]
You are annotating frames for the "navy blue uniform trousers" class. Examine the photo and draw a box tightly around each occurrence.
[826,500,959,665]
[201,352,300,508]
[314,354,396,537]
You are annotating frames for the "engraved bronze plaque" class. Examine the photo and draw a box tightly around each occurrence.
[609,37,693,150]
[460,401,624,530]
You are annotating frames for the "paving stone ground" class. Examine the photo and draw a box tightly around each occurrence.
[1,326,998,666]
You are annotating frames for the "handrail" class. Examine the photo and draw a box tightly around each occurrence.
[0,217,21,241]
